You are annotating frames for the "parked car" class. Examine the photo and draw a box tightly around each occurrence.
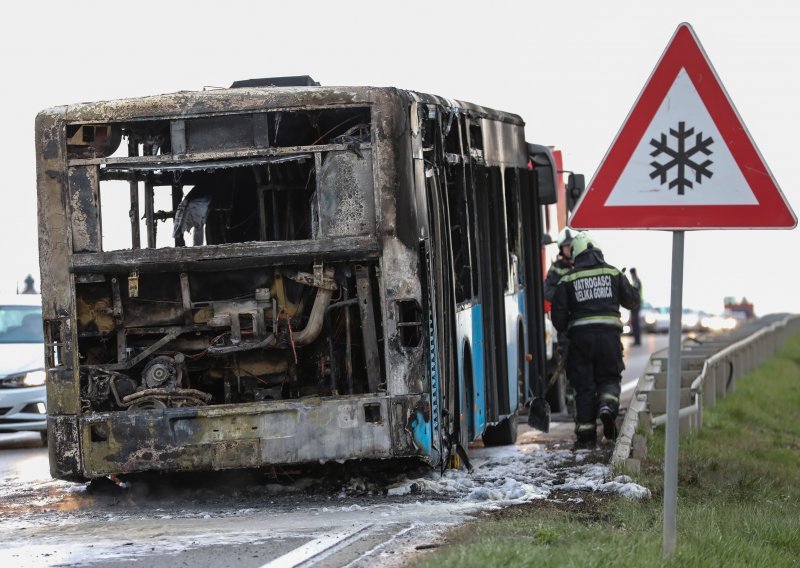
[642,305,670,333]
[0,294,47,444]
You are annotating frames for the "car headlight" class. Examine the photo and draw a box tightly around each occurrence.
[645,313,656,324]
[0,370,46,388]
[723,318,738,330]
[23,370,47,387]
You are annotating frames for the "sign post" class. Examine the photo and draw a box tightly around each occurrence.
[664,230,684,554]
[568,23,796,557]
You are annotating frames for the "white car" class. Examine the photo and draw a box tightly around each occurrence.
[0,294,47,444]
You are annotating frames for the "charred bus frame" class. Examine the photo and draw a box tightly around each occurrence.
[36,80,559,480]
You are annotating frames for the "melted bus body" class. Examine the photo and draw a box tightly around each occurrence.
[36,82,561,480]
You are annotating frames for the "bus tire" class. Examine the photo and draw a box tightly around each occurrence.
[482,413,518,447]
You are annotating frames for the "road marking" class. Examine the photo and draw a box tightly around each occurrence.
[341,523,418,568]
[260,524,373,568]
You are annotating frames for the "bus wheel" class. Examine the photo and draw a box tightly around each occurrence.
[482,413,518,447]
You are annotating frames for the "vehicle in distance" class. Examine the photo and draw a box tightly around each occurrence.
[700,312,739,332]
[681,308,704,332]
[0,294,46,444]
[642,305,670,333]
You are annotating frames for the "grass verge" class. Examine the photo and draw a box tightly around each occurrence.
[411,331,800,567]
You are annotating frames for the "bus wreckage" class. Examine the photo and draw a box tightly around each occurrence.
[36,77,574,481]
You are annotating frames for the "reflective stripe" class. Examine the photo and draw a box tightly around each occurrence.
[599,393,619,402]
[553,266,570,275]
[576,422,596,432]
[559,266,620,284]
[569,315,623,329]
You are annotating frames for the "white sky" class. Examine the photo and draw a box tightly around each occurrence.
[1,0,798,315]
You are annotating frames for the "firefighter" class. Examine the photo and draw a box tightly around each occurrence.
[544,228,575,302]
[544,228,576,416]
[551,232,640,447]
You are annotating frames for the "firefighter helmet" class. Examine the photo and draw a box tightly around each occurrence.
[570,231,601,259]
[557,228,574,248]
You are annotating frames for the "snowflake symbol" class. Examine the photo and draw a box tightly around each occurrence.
[649,121,714,195]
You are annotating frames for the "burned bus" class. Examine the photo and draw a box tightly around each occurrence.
[36,78,565,480]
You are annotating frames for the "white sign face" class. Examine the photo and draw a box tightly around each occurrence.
[605,68,758,207]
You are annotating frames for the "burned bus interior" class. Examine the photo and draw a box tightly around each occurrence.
[67,104,391,417]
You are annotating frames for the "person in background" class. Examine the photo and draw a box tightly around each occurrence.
[551,232,640,448]
[629,267,643,346]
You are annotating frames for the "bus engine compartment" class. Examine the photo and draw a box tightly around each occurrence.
[75,261,392,414]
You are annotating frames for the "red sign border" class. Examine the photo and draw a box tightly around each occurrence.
[569,23,796,230]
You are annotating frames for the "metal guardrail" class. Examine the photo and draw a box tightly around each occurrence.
[612,314,800,471]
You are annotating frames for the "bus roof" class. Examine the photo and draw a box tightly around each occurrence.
[39,85,525,128]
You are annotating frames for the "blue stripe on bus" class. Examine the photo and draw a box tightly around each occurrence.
[470,305,486,436]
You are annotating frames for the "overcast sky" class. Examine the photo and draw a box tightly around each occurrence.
[2,0,798,315]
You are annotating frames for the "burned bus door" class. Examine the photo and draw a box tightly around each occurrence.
[475,166,511,421]
[422,171,460,465]
[412,105,444,465]
[519,163,548,408]
[414,103,460,465]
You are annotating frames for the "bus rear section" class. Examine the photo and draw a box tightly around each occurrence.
[37,87,435,481]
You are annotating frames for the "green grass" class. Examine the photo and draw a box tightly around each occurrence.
[413,332,800,567]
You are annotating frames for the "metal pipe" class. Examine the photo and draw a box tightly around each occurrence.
[288,267,336,346]
[128,137,140,249]
[345,290,354,395]
[172,182,185,247]
[207,267,336,355]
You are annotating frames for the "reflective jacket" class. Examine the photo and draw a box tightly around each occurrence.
[551,249,640,334]
[544,256,573,302]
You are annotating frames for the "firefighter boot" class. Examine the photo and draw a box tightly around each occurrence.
[598,404,617,441]
[574,423,597,450]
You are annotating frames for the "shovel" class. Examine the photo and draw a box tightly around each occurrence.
[528,394,551,432]
[527,356,555,432]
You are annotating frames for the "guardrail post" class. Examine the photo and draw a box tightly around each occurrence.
[717,359,727,399]
[704,363,715,408]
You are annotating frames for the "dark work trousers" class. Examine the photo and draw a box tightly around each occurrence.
[565,326,624,441]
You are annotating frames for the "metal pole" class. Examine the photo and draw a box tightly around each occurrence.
[664,230,685,557]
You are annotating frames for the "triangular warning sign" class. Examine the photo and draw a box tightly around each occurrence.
[570,23,796,230]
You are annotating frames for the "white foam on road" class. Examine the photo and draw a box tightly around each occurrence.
[385,444,650,504]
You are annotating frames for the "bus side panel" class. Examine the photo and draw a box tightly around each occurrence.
[37,110,86,480]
